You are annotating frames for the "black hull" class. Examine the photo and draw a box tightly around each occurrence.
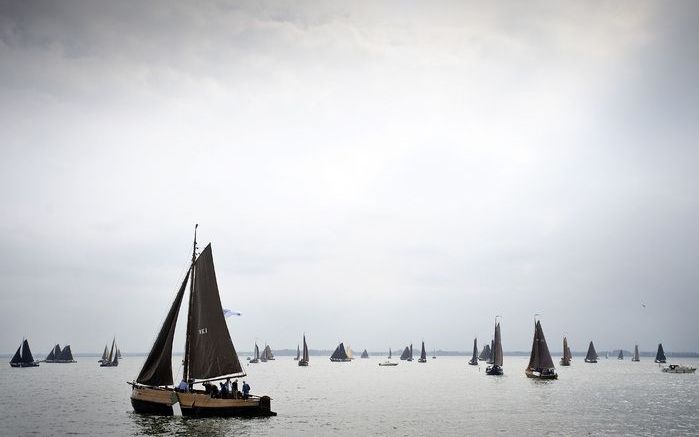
[486,365,503,376]
[418,359,427,363]
[131,397,174,416]
[329,358,351,362]
[655,360,666,364]
[10,362,39,368]
[468,360,478,366]
[100,363,119,367]
[585,359,597,363]
[298,361,309,366]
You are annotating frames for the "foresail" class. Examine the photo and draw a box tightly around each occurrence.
[137,270,189,386]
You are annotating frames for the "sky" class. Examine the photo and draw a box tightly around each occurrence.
[1,0,698,356]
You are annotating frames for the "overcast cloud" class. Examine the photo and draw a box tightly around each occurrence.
[1,0,698,355]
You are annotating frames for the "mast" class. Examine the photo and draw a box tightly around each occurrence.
[183,224,198,383]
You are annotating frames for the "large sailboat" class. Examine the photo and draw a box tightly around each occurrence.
[525,320,557,379]
[468,338,478,366]
[130,227,275,417]
[560,337,572,366]
[9,339,39,368]
[485,319,503,376]
[632,345,640,362]
[585,341,598,363]
[655,343,667,363]
[100,337,119,367]
[418,342,427,363]
[330,342,352,362]
[298,335,309,367]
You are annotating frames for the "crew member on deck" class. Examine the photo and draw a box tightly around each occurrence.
[242,381,250,400]
[176,379,188,392]
[232,379,239,399]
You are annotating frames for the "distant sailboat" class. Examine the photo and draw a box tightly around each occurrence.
[298,334,309,367]
[100,337,119,367]
[400,346,411,361]
[585,341,598,363]
[9,339,39,368]
[130,228,275,416]
[605,351,609,359]
[330,342,352,362]
[479,344,491,362]
[486,339,495,365]
[58,345,76,363]
[361,349,369,359]
[98,344,108,363]
[485,319,503,376]
[379,347,398,366]
[250,343,260,364]
[44,344,61,363]
[261,345,274,362]
[617,349,624,360]
[525,320,557,379]
[632,345,640,362]
[294,344,300,361]
[117,348,122,360]
[408,344,413,362]
[468,338,478,366]
[560,337,572,366]
[655,343,666,363]
[418,342,427,363]
[432,348,436,359]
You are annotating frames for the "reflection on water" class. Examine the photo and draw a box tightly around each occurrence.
[129,411,272,436]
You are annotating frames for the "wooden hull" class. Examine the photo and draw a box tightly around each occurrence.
[131,386,276,417]
[525,369,558,379]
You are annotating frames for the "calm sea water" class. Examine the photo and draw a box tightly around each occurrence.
[1,355,697,436]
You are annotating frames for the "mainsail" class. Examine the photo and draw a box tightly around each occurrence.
[10,344,22,364]
[479,344,490,361]
[617,349,624,360]
[633,345,640,361]
[585,341,598,362]
[101,345,108,362]
[59,345,74,361]
[20,339,35,364]
[302,335,309,362]
[46,345,58,361]
[400,347,410,360]
[254,343,260,360]
[361,349,369,358]
[493,323,504,367]
[471,338,478,362]
[420,342,427,361]
[296,345,300,360]
[655,343,666,363]
[527,321,554,371]
[185,244,244,380]
[263,345,274,360]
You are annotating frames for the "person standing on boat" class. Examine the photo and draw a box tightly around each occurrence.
[242,381,250,400]
[232,379,239,399]
[219,381,229,398]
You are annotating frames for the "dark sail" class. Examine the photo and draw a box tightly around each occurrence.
[10,345,21,364]
[59,345,74,361]
[487,339,495,364]
[618,349,624,360]
[586,341,598,361]
[296,345,300,360]
[400,347,410,360]
[655,343,666,363]
[302,335,309,362]
[117,349,122,359]
[186,244,244,380]
[101,345,108,361]
[361,349,369,358]
[471,338,478,361]
[46,345,56,361]
[254,343,260,360]
[479,344,489,361]
[527,321,554,370]
[410,344,413,360]
[493,323,503,367]
[263,345,274,360]
[137,270,189,386]
[420,342,426,360]
[330,342,349,360]
[21,339,35,363]
[564,337,572,361]
[633,345,640,361]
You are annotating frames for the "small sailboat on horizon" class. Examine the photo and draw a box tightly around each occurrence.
[418,341,427,363]
[250,343,260,364]
[560,337,572,366]
[100,337,119,367]
[485,318,503,376]
[585,341,598,363]
[294,344,300,361]
[655,343,667,363]
[360,349,369,359]
[617,349,624,360]
[298,334,309,367]
[468,338,478,366]
[9,339,39,368]
[45,344,76,363]
[379,347,398,366]
[632,344,640,362]
[525,319,557,379]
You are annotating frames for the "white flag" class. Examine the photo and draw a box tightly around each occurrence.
[223,308,242,318]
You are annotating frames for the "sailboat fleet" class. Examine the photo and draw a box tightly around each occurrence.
[100,337,120,367]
